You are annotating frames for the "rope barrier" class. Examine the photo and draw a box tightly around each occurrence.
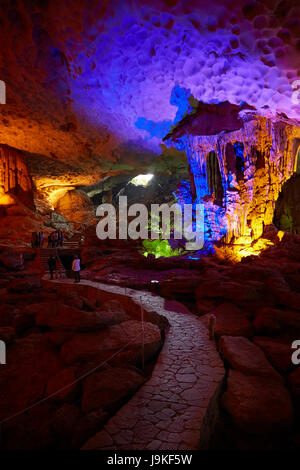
[0,331,144,426]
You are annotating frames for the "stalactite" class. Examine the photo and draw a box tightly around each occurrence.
[166,112,300,246]
[0,144,34,208]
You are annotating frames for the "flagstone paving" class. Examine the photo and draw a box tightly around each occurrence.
[46,278,225,450]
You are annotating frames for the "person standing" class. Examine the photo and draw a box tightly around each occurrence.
[72,255,81,283]
[31,232,36,248]
[36,232,40,248]
[40,231,45,248]
[47,255,56,280]
[51,232,56,248]
[59,230,64,247]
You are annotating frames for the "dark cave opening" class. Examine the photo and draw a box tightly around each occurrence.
[274,173,300,234]
[206,151,224,205]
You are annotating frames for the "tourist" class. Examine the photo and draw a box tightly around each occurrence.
[51,232,56,248]
[59,230,64,247]
[47,255,56,280]
[40,231,45,248]
[36,232,40,248]
[72,255,81,283]
[31,232,36,248]
[47,234,51,248]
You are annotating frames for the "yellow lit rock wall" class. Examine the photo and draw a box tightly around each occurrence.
[181,115,300,245]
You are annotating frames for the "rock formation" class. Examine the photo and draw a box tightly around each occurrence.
[0,144,33,208]
[165,103,300,257]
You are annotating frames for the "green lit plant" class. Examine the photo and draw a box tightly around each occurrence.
[142,210,184,258]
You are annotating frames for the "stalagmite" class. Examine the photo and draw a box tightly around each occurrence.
[165,102,300,255]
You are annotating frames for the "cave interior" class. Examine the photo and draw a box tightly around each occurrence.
[0,0,300,453]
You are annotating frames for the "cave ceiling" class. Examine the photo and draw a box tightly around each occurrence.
[0,0,300,181]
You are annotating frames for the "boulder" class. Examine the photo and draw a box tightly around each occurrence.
[196,279,262,303]
[37,302,126,332]
[201,302,253,337]
[24,301,57,318]
[60,292,84,310]
[46,367,80,403]
[45,330,75,346]
[81,366,145,413]
[0,334,63,420]
[71,409,109,449]
[60,320,162,365]
[13,312,36,335]
[222,370,293,434]
[219,336,282,381]
[55,189,93,223]
[51,404,83,448]
[253,307,300,333]
[253,307,282,334]
[276,289,300,311]
[7,277,41,293]
[253,336,293,372]
[196,298,221,315]
[3,403,55,450]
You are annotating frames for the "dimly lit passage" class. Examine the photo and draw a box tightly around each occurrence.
[0,0,300,453]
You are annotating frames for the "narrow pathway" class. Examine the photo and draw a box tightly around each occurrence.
[44,278,224,450]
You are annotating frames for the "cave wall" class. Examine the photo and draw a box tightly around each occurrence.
[0,144,34,208]
[274,174,300,233]
[167,113,300,245]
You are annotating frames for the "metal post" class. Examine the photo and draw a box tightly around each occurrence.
[140,296,145,370]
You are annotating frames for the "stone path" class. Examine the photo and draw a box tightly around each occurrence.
[44,278,224,450]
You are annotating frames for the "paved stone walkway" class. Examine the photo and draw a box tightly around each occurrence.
[45,278,224,450]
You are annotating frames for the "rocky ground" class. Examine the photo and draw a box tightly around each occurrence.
[83,230,300,449]
[1,228,300,449]
[0,247,165,450]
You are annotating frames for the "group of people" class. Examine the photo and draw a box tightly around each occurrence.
[47,230,64,248]
[31,230,64,249]
[31,232,45,248]
[47,254,81,282]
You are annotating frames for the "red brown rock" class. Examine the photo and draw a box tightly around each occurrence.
[71,409,109,449]
[50,404,83,448]
[3,404,55,450]
[253,307,300,333]
[45,367,80,403]
[222,370,293,435]
[60,320,162,365]
[196,279,262,303]
[36,302,127,332]
[201,302,253,337]
[253,336,294,372]
[0,334,63,420]
[219,335,283,381]
[81,366,145,413]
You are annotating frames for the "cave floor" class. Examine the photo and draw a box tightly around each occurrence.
[45,278,224,450]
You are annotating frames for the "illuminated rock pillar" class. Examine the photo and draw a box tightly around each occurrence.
[166,113,300,246]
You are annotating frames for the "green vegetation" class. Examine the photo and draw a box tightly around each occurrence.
[143,239,183,258]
